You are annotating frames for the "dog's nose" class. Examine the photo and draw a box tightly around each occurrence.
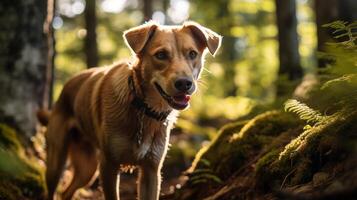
[174,77,193,92]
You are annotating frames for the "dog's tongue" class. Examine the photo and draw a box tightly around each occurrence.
[173,94,191,105]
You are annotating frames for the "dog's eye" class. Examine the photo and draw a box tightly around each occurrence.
[188,50,198,60]
[154,51,168,60]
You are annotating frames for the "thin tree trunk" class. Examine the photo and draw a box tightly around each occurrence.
[44,0,55,108]
[314,0,339,68]
[218,0,237,96]
[275,0,303,80]
[0,0,50,137]
[163,0,169,24]
[314,0,357,68]
[84,0,99,68]
[143,0,153,22]
[338,0,357,22]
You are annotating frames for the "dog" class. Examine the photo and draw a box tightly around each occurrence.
[38,21,221,200]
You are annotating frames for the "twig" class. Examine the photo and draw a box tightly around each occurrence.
[280,168,297,190]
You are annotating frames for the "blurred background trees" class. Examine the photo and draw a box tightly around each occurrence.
[1,0,356,151]
[0,0,54,137]
[0,0,356,199]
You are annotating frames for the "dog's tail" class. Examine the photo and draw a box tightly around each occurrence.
[37,109,51,126]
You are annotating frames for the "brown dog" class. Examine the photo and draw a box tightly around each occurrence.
[39,21,221,200]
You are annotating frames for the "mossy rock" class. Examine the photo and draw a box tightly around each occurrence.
[188,111,302,184]
[0,124,45,200]
[255,110,357,190]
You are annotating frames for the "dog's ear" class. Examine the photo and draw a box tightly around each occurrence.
[184,21,222,56]
[123,21,158,54]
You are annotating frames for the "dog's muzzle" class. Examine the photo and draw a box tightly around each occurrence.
[154,82,191,110]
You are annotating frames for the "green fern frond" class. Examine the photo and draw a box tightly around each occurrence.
[284,99,327,124]
[322,21,347,29]
[190,173,222,185]
[321,74,357,89]
[323,21,357,49]
[189,160,222,186]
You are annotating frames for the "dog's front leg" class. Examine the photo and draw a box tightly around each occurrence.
[138,163,161,200]
[100,159,120,200]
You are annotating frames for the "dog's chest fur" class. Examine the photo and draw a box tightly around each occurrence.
[72,63,177,165]
[107,118,169,164]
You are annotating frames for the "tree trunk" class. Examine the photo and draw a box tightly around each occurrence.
[84,0,99,68]
[338,0,357,23]
[218,0,237,96]
[143,0,153,22]
[162,0,169,24]
[314,0,357,68]
[0,0,52,137]
[275,0,303,80]
[44,0,55,108]
[314,0,339,68]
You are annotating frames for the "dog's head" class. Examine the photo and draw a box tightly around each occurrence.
[124,21,222,110]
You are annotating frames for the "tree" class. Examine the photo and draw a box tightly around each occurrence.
[218,0,237,96]
[0,0,54,137]
[314,0,357,68]
[84,0,99,68]
[275,0,303,80]
[338,0,357,22]
[44,0,56,108]
[143,0,153,22]
[314,0,339,68]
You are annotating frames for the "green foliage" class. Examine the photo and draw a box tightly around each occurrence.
[286,21,357,124]
[284,99,327,124]
[258,21,357,189]
[322,21,357,48]
[189,161,223,185]
[307,21,357,114]
[0,124,45,199]
[320,21,357,74]
[188,111,301,184]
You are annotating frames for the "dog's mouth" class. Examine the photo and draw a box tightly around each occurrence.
[154,82,191,110]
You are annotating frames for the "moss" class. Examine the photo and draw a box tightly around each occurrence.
[189,111,302,183]
[255,110,357,190]
[255,149,280,175]
[232,111,300,140]
[0,124,21,151]
[188,120,248,173]
[0,124,45,199]
[0,180,22,200]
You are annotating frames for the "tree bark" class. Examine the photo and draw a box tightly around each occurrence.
[338,0,357,23]
[162,0,169,24]
[218,0,237,96]
[84,0,99,68]
[314,0,339,68]
[0,0,52,137]
[275,0,303,80]
[314,0,357,68]
[143,0,153,22]
[44,0,55,108]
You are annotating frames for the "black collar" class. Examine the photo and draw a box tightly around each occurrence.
[128,75,171,121]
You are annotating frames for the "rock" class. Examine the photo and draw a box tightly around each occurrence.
[312,172,329,187]
[326,181,344,193]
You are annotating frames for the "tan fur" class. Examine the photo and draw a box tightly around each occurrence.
[42,21,221,200]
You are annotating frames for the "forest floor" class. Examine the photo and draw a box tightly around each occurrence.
[1,99,357,200]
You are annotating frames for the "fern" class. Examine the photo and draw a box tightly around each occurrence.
[317,21,357,111]
[284,99,327,124]
[284,22,356,142]
[188,159,222,185]
[323,21,357,49]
